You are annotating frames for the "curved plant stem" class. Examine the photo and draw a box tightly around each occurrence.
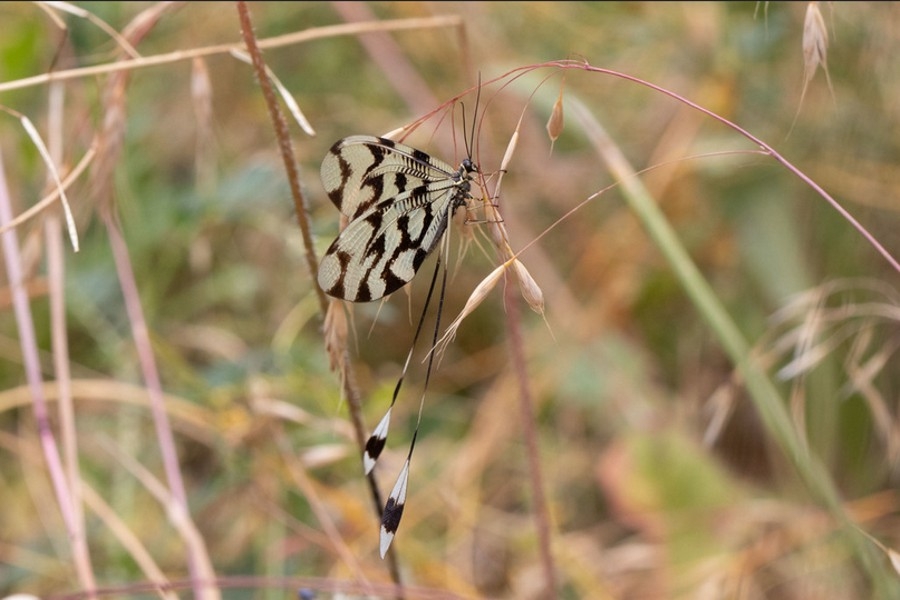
[234,1,404,587]
[526,60,900,276]
[0,149,96,597]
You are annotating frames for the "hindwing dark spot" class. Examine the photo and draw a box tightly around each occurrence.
[365,435,386,463]
[381,496,404,534]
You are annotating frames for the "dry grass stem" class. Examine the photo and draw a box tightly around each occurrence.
[190,57,216,195]
[0,145,95,236]
[39,1,142,58]
[0,15,464,95]
[330,1,444,116]
[98,438,218,600]
[80,483,177,600]
[229,49,316,136]
[0,147,85,594]
[3,111,81,251]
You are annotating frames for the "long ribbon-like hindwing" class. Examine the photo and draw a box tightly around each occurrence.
[318,136,477,302]
[318,135,478,557]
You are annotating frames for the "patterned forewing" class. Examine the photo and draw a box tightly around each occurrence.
[318,178,463,301]
[320,136,458,220]
[318,136,473,302]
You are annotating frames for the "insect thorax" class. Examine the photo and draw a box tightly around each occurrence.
[452,158,478,207]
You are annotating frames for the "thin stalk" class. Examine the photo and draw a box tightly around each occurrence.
[0,149,85,592]
[234,1,404,586]
[103,213,217,599]
[0,16,463,95]
[46,77,97,595]
[537,60,900,276]
[504,279,558,598]
[234,1,327,316]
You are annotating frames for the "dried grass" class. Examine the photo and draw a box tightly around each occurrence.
[1,3,899,599]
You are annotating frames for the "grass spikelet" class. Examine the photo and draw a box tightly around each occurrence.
[512,258,544,315]
[434,261,506,357]
[546,83,565,152]
[800,1,835,107]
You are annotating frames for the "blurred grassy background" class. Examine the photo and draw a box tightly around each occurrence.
[1,2,899,598]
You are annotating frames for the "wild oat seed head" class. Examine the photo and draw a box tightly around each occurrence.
[513,258,545,315]
[802,2,829,87]
[547,90,564,149]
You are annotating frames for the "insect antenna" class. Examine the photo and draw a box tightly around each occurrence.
[459,73,482,165]
[469,73,482,161]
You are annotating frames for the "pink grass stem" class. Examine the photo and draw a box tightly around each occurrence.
[102,213,214,597]
[504,279,557,598]
[0,148,95,594]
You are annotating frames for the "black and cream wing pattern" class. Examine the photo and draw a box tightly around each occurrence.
[317,135,477,302]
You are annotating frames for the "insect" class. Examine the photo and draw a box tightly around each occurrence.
[318,135,478,303]
[317,134,480,557]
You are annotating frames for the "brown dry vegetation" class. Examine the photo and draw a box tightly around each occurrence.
[1,2,900,599]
